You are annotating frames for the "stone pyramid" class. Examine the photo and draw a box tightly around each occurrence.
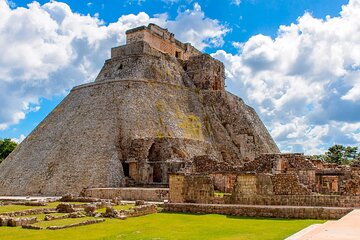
[0,24,279,196]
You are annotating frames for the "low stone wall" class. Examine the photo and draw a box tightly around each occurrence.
[46,219,105,230]
[164,203,352,220]
[102,204,157,219]
[1,201,47,206]
[83,188,169,202]
[0,216,37,227]
[0,208,56,217]
[44,212,86,221]
[230,195,360,207]
[126,204,157,217]
[60,195,100,203]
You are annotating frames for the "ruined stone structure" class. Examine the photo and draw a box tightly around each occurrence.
[168,153,360,207]
[0,24,279,196]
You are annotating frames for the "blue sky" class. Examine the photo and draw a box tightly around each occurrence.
[0,0,359,154]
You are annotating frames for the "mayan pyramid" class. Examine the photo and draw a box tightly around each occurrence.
[0,24,279,196]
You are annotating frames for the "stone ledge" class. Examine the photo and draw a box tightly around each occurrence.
[83,188,169,202]
[164,203,352,220]
[71,78,189,92]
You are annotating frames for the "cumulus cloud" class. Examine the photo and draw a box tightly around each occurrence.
[0,0,227,130]
[11,134,26,144]
[166,3,229,49]
[231,0,241,6]
[213,0,360,154]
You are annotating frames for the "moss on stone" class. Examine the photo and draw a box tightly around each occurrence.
[176,108,203,140]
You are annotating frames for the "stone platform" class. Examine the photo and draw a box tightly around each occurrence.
[164,203,352,219]
[83,187,169,202]
[286,209,360,240]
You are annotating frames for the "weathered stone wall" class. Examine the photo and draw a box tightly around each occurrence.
[126,204,157,217]
[125,24,201,60]
[0,216,37,227]
[169,174,214,203]
[271,173,311,195]
[200,91,280,164]
[83,188,169,202]
[210,173,236,193]
[164,203,352,220]
[98,42,191,87]
[230,173,310,197]
[232,174,258,196]
[169,174,186,203]
[230,195,360,207]
[183,175,214,203]
[337,168,360,196]
[185,54,225,90]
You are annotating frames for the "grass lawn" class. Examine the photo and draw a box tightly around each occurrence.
[0,212,324,240]
[0,202,86,214]
[96,204,134,213]
[32,217,99,228]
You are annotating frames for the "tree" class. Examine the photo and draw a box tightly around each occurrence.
[0,139,17,164]
[324,144,358,165]
[325,144,346,164]
[344,146,358,161]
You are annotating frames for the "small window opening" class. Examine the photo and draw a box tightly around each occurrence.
[213,79,219,90]
[118,64,123,70]
[175,51,181,59]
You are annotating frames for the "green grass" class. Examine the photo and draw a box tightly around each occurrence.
[0,212,324,240]
[96,204,134,213]
[33,217,97,228]
[0,205,52,214]
[214,192,232,197]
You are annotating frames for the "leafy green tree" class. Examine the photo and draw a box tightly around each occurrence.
[308,145,359,165]
[325,144,346,164]
[344,146,358,160]
[324,144,358,165]
[0,139,17,164]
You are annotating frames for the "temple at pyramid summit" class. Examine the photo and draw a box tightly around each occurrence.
[1,24,360,207]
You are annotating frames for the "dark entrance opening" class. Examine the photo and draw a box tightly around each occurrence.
[175,51,181,59]
[148,142,168,183]
[153,164,162,183]
[122,162,129,177]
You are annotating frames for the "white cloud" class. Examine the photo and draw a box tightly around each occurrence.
[212,0,360,154]
[166,3,229,50]
[231,0,241,6]
[11,134,26,144]
[0,0,227,130]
